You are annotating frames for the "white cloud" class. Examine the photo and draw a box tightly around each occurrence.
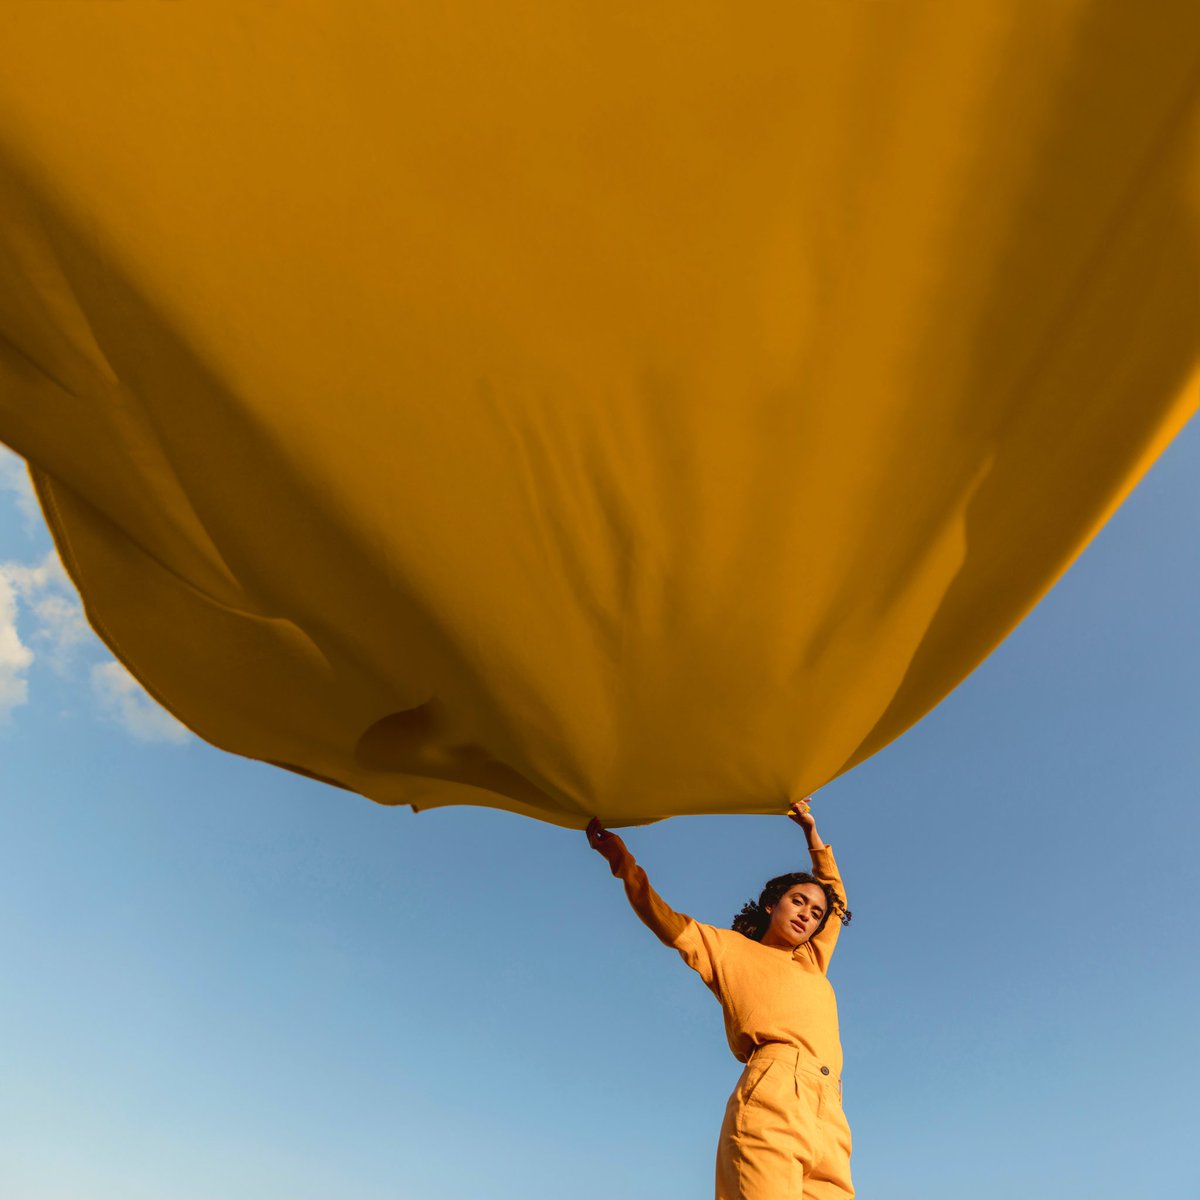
[1,461,191,748]
[0,551,87,676]
[0,444,41,530]
[90,660,191,745]
[0,570,34,718]
[29,592,90,674]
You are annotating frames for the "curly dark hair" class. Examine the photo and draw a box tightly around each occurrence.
[731,872,852,940]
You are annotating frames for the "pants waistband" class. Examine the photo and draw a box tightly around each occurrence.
[748,1042,841,1086]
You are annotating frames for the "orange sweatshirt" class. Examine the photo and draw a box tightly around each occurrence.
[612,844,847,1075]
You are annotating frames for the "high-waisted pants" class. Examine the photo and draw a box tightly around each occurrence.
[715,1044,854,1199]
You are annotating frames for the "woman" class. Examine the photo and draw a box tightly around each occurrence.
[587,798,854,1199]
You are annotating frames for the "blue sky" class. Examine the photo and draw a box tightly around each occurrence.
[1,419,1197,1200]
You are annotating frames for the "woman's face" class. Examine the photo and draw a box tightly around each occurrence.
[762,883,827,949]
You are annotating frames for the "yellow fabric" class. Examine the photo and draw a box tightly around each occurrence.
[0,5,1197,825]
[617,844,847,1070]
[718,1046,854,1200]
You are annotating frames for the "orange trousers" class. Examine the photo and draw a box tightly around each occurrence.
[715,1045,854,1199]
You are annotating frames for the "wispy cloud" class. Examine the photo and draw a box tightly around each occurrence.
[0,569,34,719]
[0,444,41,531]
[29,591,91,674]
[0,551,89,676]
[0,451,191,744]
[90,660,190,745]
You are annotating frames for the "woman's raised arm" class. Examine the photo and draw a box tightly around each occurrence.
[788,799,849,972]
[586,817,692,948]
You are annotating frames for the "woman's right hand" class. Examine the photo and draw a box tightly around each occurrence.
[586,817,629,873]
[787,796,816,833]
[787,796,825,851]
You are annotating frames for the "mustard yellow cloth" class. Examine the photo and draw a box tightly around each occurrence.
[0,5,1196,825]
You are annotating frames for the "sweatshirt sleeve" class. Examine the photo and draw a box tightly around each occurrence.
[805,843,847,974]
[610,848,718,987]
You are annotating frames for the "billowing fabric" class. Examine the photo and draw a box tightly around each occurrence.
[0,5,1197,826]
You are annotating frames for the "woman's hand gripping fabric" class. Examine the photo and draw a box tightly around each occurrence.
[787,796,826,852]
[586,817,631,876]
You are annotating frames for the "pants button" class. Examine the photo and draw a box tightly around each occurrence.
[820,1066,830,1075]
